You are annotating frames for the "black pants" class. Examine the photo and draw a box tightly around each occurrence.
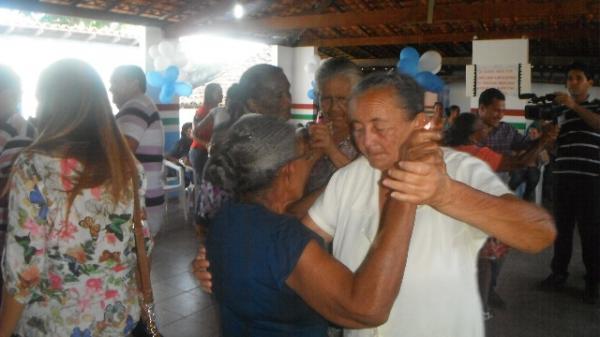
[551,175,600,284]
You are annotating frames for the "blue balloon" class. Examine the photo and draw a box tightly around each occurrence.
[399,47,419,61]
[307,88,315,100]
[415,71,445,92]
[164,66,180,83]
[175,82,193,97]
[162,83,175,96]
[159,83,175,103]
[396,57,419,76]
[146,71,163,87]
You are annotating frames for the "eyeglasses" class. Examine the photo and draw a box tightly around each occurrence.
[319,96,348,109]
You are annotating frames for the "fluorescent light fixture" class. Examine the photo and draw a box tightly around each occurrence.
[233,3,244,19]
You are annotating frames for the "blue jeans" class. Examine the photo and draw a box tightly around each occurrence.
[188,148,208,183]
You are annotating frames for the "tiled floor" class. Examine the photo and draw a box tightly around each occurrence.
[155,200,599,337]
[151,205,220,337]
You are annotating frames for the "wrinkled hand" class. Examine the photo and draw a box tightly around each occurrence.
[554,92,576,109]
[308,124,337,156]
[402,128,443,162]
[382,129,450,206]
[192,246,213,294]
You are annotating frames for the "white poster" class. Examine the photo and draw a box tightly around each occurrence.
[466,63,531,97]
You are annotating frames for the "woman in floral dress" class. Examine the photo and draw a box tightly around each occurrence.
[0,59,151,337]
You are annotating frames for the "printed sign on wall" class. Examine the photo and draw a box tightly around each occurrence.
[466,63,531,97]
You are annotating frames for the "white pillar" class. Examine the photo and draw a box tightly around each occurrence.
[273,45,319,123]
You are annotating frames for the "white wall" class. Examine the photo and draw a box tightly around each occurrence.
[447,81,472,112]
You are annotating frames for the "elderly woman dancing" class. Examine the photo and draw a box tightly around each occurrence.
[204,114,430,336]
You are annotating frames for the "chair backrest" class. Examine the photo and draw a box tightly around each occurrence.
[163,160,184,191]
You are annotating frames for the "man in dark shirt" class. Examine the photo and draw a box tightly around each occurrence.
[540,63,600,304]
[476,88,558,310]
[477,88,532,156]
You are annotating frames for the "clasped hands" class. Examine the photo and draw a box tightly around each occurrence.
[381,127,451,208]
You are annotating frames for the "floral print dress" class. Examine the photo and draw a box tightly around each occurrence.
[1,152,152,337]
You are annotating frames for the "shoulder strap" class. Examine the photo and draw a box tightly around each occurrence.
[132,173,154,304]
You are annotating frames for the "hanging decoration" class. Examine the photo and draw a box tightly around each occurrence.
[146,65,193,104]
[145,40,193,103]
[396,47,445,93]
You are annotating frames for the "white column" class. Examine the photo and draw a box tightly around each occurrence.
[273,45,319,123]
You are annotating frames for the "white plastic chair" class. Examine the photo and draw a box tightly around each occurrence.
[180,161,197,216]
[163,160,188,222]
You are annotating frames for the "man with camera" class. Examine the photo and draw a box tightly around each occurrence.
[540,63,600,305]
[476,88,559,310]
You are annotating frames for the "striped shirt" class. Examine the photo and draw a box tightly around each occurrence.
[116,94,165,233]
[555,99,600,177]
[0,113,36,231]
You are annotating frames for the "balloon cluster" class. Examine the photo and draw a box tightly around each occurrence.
[146,40,193,103]
[147,66,193,104]
[148,40,189,71]
[396,47,445,92]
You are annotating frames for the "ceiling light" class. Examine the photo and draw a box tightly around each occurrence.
[233,3,244,19]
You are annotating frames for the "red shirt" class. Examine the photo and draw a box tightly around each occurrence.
[191,105,213,150]
[454,145,503,172]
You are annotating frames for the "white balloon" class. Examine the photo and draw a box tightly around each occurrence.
[158,40,176,58]
[419,50,443,74]
[148,45,159,59]
[304,62,317,73]
[154,56,169,70]
[174,53,188,68]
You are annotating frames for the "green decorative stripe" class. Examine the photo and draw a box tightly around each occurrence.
[291,113,315,121]
[162,118,179,126]
[509,122,527,131]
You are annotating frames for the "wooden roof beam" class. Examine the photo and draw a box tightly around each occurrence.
[0,0,166,27]
[166,0,597,37]
[297,27,600,47]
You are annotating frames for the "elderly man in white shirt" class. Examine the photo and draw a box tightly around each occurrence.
[195,72,556,337]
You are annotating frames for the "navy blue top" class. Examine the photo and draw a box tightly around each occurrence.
[207,201,327,337]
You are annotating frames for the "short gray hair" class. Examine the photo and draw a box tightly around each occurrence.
[350,72,424,120]
[204,114,298,195]
[315,57,362,94]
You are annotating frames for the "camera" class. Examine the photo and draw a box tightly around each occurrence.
[520,93,564,120]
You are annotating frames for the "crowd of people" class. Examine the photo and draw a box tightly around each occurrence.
[0,56,597,337]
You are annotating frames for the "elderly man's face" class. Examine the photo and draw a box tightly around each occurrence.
[350,87,420,171]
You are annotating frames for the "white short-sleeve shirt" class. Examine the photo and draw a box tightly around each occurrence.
[308,147,511,337]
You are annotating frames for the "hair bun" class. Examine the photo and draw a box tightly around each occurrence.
[204,144,238,191]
